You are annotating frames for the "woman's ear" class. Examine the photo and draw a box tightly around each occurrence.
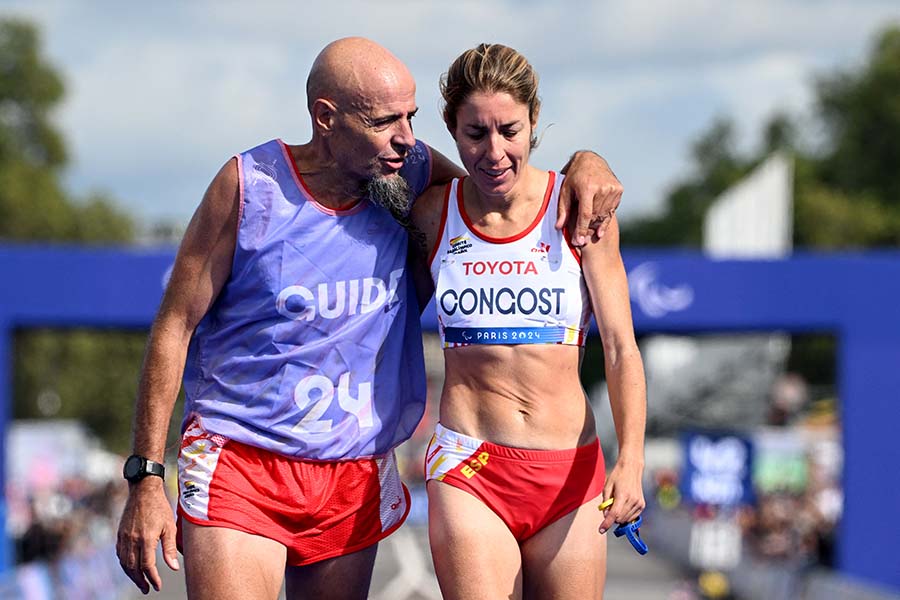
[445,119,457,141]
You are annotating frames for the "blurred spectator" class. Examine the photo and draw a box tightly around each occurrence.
[767,373,809,427]
[12,475,129,566]
[744,382,842,567]
[3,421,144,597]
[651,372,843,573]
[654,468,682,510]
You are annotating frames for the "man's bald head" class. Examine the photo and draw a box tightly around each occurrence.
[306,37,414,113]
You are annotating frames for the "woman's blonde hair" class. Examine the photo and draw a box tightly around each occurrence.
[441,43,541,149]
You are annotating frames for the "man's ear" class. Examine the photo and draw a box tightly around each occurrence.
[312,98,338,135]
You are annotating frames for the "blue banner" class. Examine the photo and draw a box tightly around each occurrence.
[1,246,898,591]
[681,431,755,507]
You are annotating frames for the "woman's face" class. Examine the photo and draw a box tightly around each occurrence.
[450,91,534,199]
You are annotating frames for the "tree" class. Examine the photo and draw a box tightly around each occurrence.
[12,328,183,454]
[0,19,66,168]
[0,19,134,243]
[816,27,900,206]
[1,18,145,454]
[621,25,900,249]
[619,25,900,403]
[804,25,900,247]
[622,117,754,247]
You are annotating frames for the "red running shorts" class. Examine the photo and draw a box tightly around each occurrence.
[176,418,410,565]
[424,422,605,541]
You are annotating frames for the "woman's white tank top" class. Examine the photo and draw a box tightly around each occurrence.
[428,172,591,348]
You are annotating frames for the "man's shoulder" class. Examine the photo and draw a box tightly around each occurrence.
[404,139,430,167]
[240,138,283,156]
[399,139,432,199]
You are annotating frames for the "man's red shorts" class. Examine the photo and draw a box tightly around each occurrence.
[424,423,605,541]
[176,418,410,566]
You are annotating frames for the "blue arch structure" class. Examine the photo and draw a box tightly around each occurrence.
[0,244,898,592]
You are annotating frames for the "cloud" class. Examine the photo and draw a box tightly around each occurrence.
[3,0,899,225]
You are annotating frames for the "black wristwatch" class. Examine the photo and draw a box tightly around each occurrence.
[123,454,165,483]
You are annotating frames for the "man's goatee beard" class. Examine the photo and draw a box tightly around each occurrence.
[366,175,413,222]
[365,174,427,254]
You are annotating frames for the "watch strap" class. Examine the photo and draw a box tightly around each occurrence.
[144,458,165,478]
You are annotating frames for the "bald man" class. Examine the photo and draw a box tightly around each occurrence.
[115,37,623,600]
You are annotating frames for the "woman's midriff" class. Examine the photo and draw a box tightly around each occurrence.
[440,344,597,450]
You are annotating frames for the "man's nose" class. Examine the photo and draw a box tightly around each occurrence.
[394,118,415,150]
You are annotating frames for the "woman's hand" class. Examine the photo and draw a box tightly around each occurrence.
[599,459,646,534]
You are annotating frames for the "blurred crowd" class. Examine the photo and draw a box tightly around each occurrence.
[746,374,842,567]
[2,470,132,598]
[742,432,842,566]
[648,375,843,574]
[7,477,127,566]
[0,343,845,599]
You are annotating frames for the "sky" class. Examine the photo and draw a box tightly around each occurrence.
[4,1,900,230]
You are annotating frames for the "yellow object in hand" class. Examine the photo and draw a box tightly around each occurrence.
[598,497,614,511]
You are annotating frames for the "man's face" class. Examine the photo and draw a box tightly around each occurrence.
[330,73,418,189]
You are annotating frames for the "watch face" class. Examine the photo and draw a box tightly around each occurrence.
[123,456,144,480]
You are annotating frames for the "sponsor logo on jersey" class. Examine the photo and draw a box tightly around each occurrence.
[531,241,551,253]
[459,329,551,343]
[276,268,403,321]
[462,260,539,276]
[181,480,198,500]
[448,234,473,255]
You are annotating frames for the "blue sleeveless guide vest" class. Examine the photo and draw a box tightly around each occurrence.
[182,139,431,460]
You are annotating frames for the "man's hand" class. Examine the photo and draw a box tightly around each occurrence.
[116,478,180,594]
[557,151,623,246]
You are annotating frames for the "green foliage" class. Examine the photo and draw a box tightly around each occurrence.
[621,25,900,250]
[786,335,836,386]
[0,159,136,241]
[619,25,900,391]
[1,18,148,453]
[13,329,143,453]
[0,19,66,167]
[795,183,899,248]
[12,329,184,455]
[816,26,900,205]
[622,118,754,246]
[0,159,74,239]
[72,193,136,243]
[0,19,134,243]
